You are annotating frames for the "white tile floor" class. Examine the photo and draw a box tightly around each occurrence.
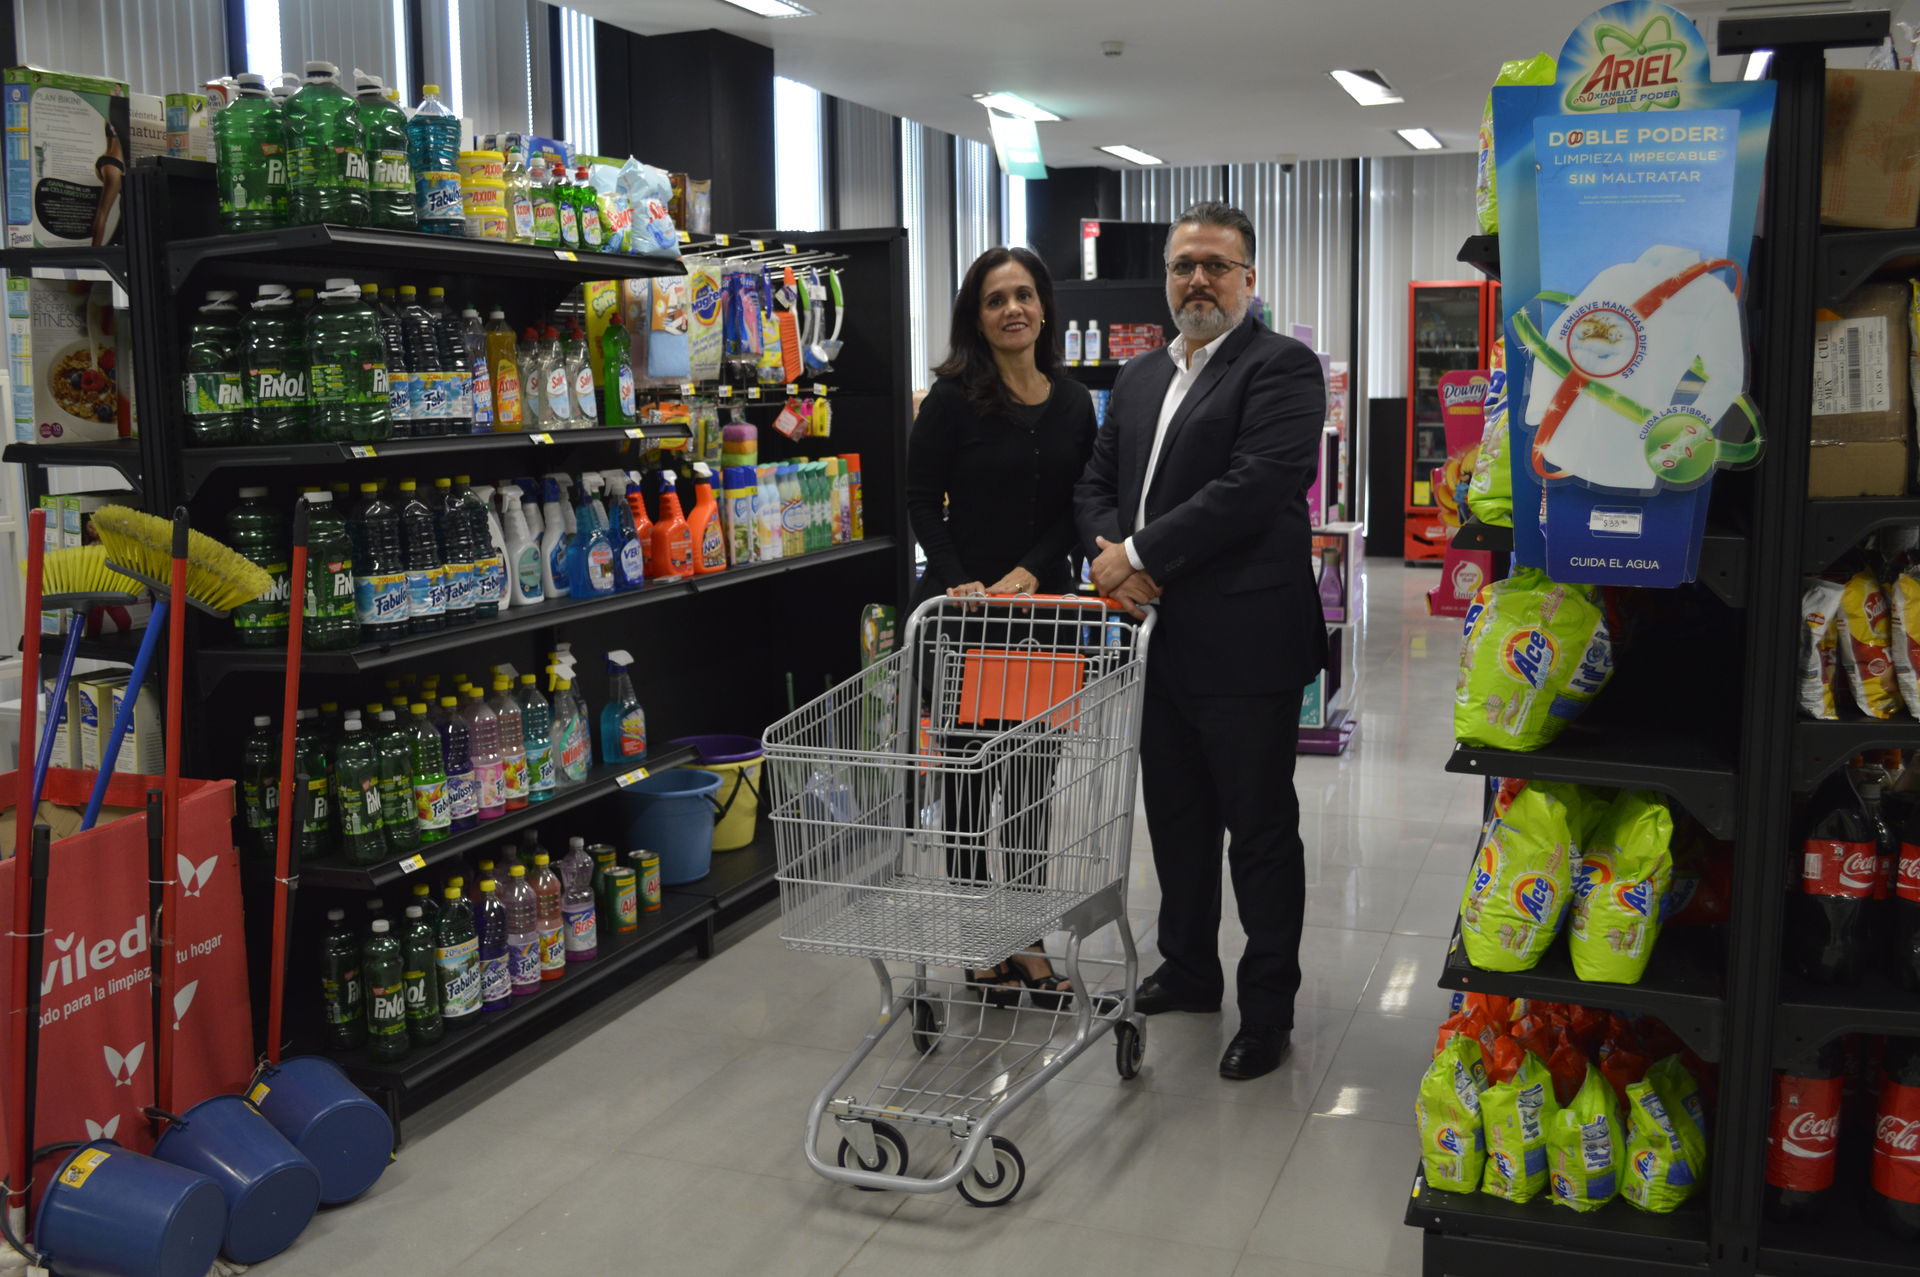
[264,562,1478,1277]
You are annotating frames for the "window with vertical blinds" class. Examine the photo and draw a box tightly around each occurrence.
[774,76,824,232]
[555,6,594,153]
[418,0,535,137]
[901,120,928,392]
[18,0,227,95]
[268,0,407,91]
[831,96,897,230]
[954,136,996,280]
[1362,153,1479,398]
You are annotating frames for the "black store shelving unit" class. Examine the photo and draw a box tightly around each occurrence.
[5,160,912,1128]
[1408,14,1917,1276]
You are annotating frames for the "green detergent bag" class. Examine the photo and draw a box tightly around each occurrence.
[1417,1034,1490,1193]
[1621,1058,1708,1213]
[1458,781,1579,971]
[1481,1049,1556,1203]
[1569,790,1673,984]
[1454,569,1612,752]
[1548,1062,1623,1213]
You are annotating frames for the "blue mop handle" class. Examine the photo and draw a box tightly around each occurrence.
[79,599,168,831]
[27,621,86,818]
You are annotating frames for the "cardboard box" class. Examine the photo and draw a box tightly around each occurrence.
[10,277,124,444]
[40,678,78,770]
[165,93,210,160]
[1812,283,1908,443]
[1822,69,1920,230]
[4,66,131,249]
[106,679,161,775]
[1809,437,1911,497]
[75,673,126,770]
[127,92,166,163]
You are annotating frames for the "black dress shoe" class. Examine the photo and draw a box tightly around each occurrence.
[1133,975,1222,1016]
[1219,1027,1292,1080]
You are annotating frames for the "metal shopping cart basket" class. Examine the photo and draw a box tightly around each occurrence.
[761,593,1155,1206]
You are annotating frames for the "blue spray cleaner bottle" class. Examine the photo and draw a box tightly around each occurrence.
[600,468,644,591]
[566,476,615,597]
[598,649,647,761]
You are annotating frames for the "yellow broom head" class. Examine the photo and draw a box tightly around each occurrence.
[90,505,274,614]
[32,544,144,598]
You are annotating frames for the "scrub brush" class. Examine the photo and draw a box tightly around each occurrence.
[90,504,273,615]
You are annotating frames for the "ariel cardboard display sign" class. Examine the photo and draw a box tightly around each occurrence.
[1493,2,1774,587]
[1429,370,1496,618]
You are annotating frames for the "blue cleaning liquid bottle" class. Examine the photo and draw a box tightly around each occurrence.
[597,649,647,761]
[566,481,616,597]
[602,469,645,592]
[540,476,571,599]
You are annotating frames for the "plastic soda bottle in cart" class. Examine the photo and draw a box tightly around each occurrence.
[408,702,451,842]
[335,717,388,867]
[306,278,389,443]
[599,650,646,761]
[283,62,367,226]
[225,487,290,646]
[182,291,245,445]
[362,919,408,1060]
[1875,1036,1920,1238]
[504,863,541,997]
[532,852,564,979]
[400,905,443,1045]
[373,709,417,855]
[320,909,365,1050]
[396,479,447,632]
[301,490,360,650]
[491,676,528,809]
[520,674,557,803]
[1790,770,1875,985]
[435,476,479,626]
[476,879,511,1012]
[240,715,278,858]
[559,837,598,961]
[435,885,480,1028]
[467,682,506,820]
[243,284,309,444]
[440,695,479,831]
[1764,1037,1844,1223]
[406,85,463,235]
[212,72,287,231]
[353,70,413,230]
[348,481,409,642]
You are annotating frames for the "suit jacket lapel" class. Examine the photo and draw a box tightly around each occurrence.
[1146,319,1258,502]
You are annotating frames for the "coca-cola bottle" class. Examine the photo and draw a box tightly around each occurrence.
[1897,791,1920,990]
[1790,770,1876,985]
[1764,1037,1845,1222]
[1873,1035,1920,1239]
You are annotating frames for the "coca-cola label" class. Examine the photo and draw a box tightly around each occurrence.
[1899,842,1920,904]
[1874,1081,1920,1205]
[1766,1071,1842,1192]
[1802,838,1878,899]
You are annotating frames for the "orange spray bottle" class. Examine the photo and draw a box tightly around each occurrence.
[648,470,693,581]
[687,462,727,575]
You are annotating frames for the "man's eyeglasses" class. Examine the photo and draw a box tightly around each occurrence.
[1166,258,1251,280]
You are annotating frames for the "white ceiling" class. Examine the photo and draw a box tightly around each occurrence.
[575,0,1908,168]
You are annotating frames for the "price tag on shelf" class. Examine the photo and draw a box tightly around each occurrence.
[680,382,697,397]
[784,243,798,255]
[348,445,378,459]
[717,385,732,398]
[623,427,647,440]
[529,432,554,445]
[816,385,829,400]
[677,230,691,244]
[1065,361,1081,369]
[616,767,652,787]
[399,854,426,875]
[785,383,799,395]
[715,234,731,247]
[751,240,766,252]
[747,387,762,400]
[553,250,577,262]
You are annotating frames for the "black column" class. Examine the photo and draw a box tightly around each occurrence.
[1024,165,1121,284]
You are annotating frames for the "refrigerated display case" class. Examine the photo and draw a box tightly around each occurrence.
[1404,278,1501,562]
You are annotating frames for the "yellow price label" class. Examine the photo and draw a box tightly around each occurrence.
[747,387,762,400]
[680,383,697,397]
[624,427,647,440]
[815,385,829,399]
[616,767,651,787]
[248,1081,272,1105]
[529,433,555,445]
[717,385,733,398]
[751,239,766,252]
[400,854,427,874]
[348,445,378,459]
[784,243,798,254]
[1065,361,1081,369]
[785,383,799,395]
[677,230,691,243]
[715,234,731,247]
[553,250,578,262]
[58,1149,110,1189]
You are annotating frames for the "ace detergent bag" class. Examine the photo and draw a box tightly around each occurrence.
[1454,569,1613,751]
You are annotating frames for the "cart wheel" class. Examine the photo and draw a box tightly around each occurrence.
[911,998,942,1055]
[956,1136,1026,1208]
[837,1120,909,1188]
[1115,1018,1144,1080]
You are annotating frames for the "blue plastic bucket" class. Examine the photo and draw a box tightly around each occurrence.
[619,768,722,885]
[151,1094,322,1263]
[248,1056,394,1205]
[33,1140,227,1277]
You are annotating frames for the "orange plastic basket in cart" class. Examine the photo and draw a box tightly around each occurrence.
[955,649,1085,729]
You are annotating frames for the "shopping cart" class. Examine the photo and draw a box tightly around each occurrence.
[762,593,1155,1206]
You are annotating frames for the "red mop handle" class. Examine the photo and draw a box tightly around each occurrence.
[157,512,189,1114]
[266,502,310,1067]
[8,508,45,1216]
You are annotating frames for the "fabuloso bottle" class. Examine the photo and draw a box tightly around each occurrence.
[598,650,647,760]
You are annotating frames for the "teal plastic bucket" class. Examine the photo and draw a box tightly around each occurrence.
[152,1094,321,1263]
[619,769,722,885]
[33,1140,227,1277]
[248,1056,394,1205]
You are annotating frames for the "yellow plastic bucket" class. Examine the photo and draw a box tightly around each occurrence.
[671,735,763,851]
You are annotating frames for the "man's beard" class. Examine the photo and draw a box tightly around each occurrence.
[1171,295,1246,340]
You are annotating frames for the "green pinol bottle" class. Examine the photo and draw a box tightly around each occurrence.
[320,908,365,1050]
[300,490,361,651]
[294,708,335,859]
[401,904,443,1045]
[353,70,414,230]
[239,715,278,858]
[182,291,246,446]
[373,709,418,855]
[334,716,387,867]
[212,72,287,231]
[361,918,409,1060]
[283,61,368,226]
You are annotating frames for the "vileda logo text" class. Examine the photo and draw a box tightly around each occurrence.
[43,916,148,995]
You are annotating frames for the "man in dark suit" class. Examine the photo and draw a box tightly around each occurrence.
[1074,201,1327,1081]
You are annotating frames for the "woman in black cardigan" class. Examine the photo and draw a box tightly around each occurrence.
[907,246,1095,1008]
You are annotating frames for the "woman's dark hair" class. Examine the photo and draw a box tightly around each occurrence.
[933,246,1059,417]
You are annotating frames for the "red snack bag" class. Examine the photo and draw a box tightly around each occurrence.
[1600,1048,1649,1111]
[1485,1034,1526,1085]
[1568,1005,1609,1055]
[1548,1042,1590,1107]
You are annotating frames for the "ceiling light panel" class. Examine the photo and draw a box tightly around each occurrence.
[1099,144,1164,165]
[1396,127,1443,150]
[1330,68,1403,106]
[715,0,815,17]
[973,92,1062,122]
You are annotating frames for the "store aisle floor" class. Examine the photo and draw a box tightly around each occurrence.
[263,561,1477,1277]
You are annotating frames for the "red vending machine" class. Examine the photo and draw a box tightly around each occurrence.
[1404,278,1500,562]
